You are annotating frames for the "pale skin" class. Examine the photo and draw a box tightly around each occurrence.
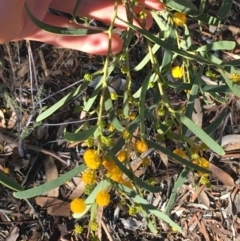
[0,0,164,55]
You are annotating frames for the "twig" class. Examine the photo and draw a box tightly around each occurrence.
[101,220,114,241]
[24,198,50,239]
[0,132,68,166]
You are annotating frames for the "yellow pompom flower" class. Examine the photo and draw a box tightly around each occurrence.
[82,169,97,184]
[83,149,101,170]
[198,157,209,176]
[103,159,115,170]
[118,178,133,189]
[191,156,209,176]
[117,150,127,162]
[4,167,10,174]
[107,166,123,182]
[172,12,186,27]
[174,149,187,159]
[70,198,86,213]
[96,190,110,207]
[172,66,184,79]
[134,140,148,153]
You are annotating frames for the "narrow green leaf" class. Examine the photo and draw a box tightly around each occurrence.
[13,165,86,199]
[64,126,98,142]
[104,89,124,131]
[196,41,235,52]
[219,68,240,98]
[204,109,227,136]
[112,181,182,233]
[139,71,152,137]
[36,82,88,122]
[217,0,233,19]
[182,77,199,136]
[224,59,240,67]
[73,180,110,219]
[134,44,160,71]
[0,171,24,192]
[25,2,105,35]
[180,116,225,155]
[165,167,189,215]
[118,19,220,66]
[141,208,158,234]
[71,0,83,22]
[84,63,116,112]
[165,0,198,10]
[146,140,211,173]
[105,148,163,193]
[163,0,220,25]
[160,25,175,73]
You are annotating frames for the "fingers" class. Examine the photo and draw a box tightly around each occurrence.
[25,14,123,55]
[0,0,25,43]
[49,0,161,29]
[19,0,51,38]
[140,0,165,10]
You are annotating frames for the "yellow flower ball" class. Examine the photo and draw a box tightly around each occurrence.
[117,150,127,162]
[198,157,209,176]
[4,167,10,174]
[173,149,187,159]
[96,190,110,207]
[82,169,97,184]
[134,140,148,153]
[173,12,186,27]
[118,178,133,189]
[171,66,184,79]
[107,166,123,182]
[83,149,101,170]
[70,198,86,213]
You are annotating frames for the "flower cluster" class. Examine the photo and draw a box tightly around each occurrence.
[90,221,99,231]
[96,190,110,207]
[117,150,127,162]
[82,169,97,185]
[74,224,83,234]
[107,165,123,182]
[70,198,86,214]
[118,178,133,189]
[122,129,130,139]
[172,66,184,79]
[102,156,123,182]
[134,140,148,153]
[174,148,209,176]
[174,148,187,159]
[231,73,240,83]
[83,149,101,170]
[172,12,186,27]
[192,156,209,176]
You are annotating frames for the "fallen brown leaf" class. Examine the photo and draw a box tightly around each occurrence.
[6,226,19,241]
[210,163,235,186]
[68,177,86,200]
[35,197,70,217]
[44,156,59,197]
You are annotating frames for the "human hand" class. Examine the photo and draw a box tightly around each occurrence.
[0,0,164,55]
